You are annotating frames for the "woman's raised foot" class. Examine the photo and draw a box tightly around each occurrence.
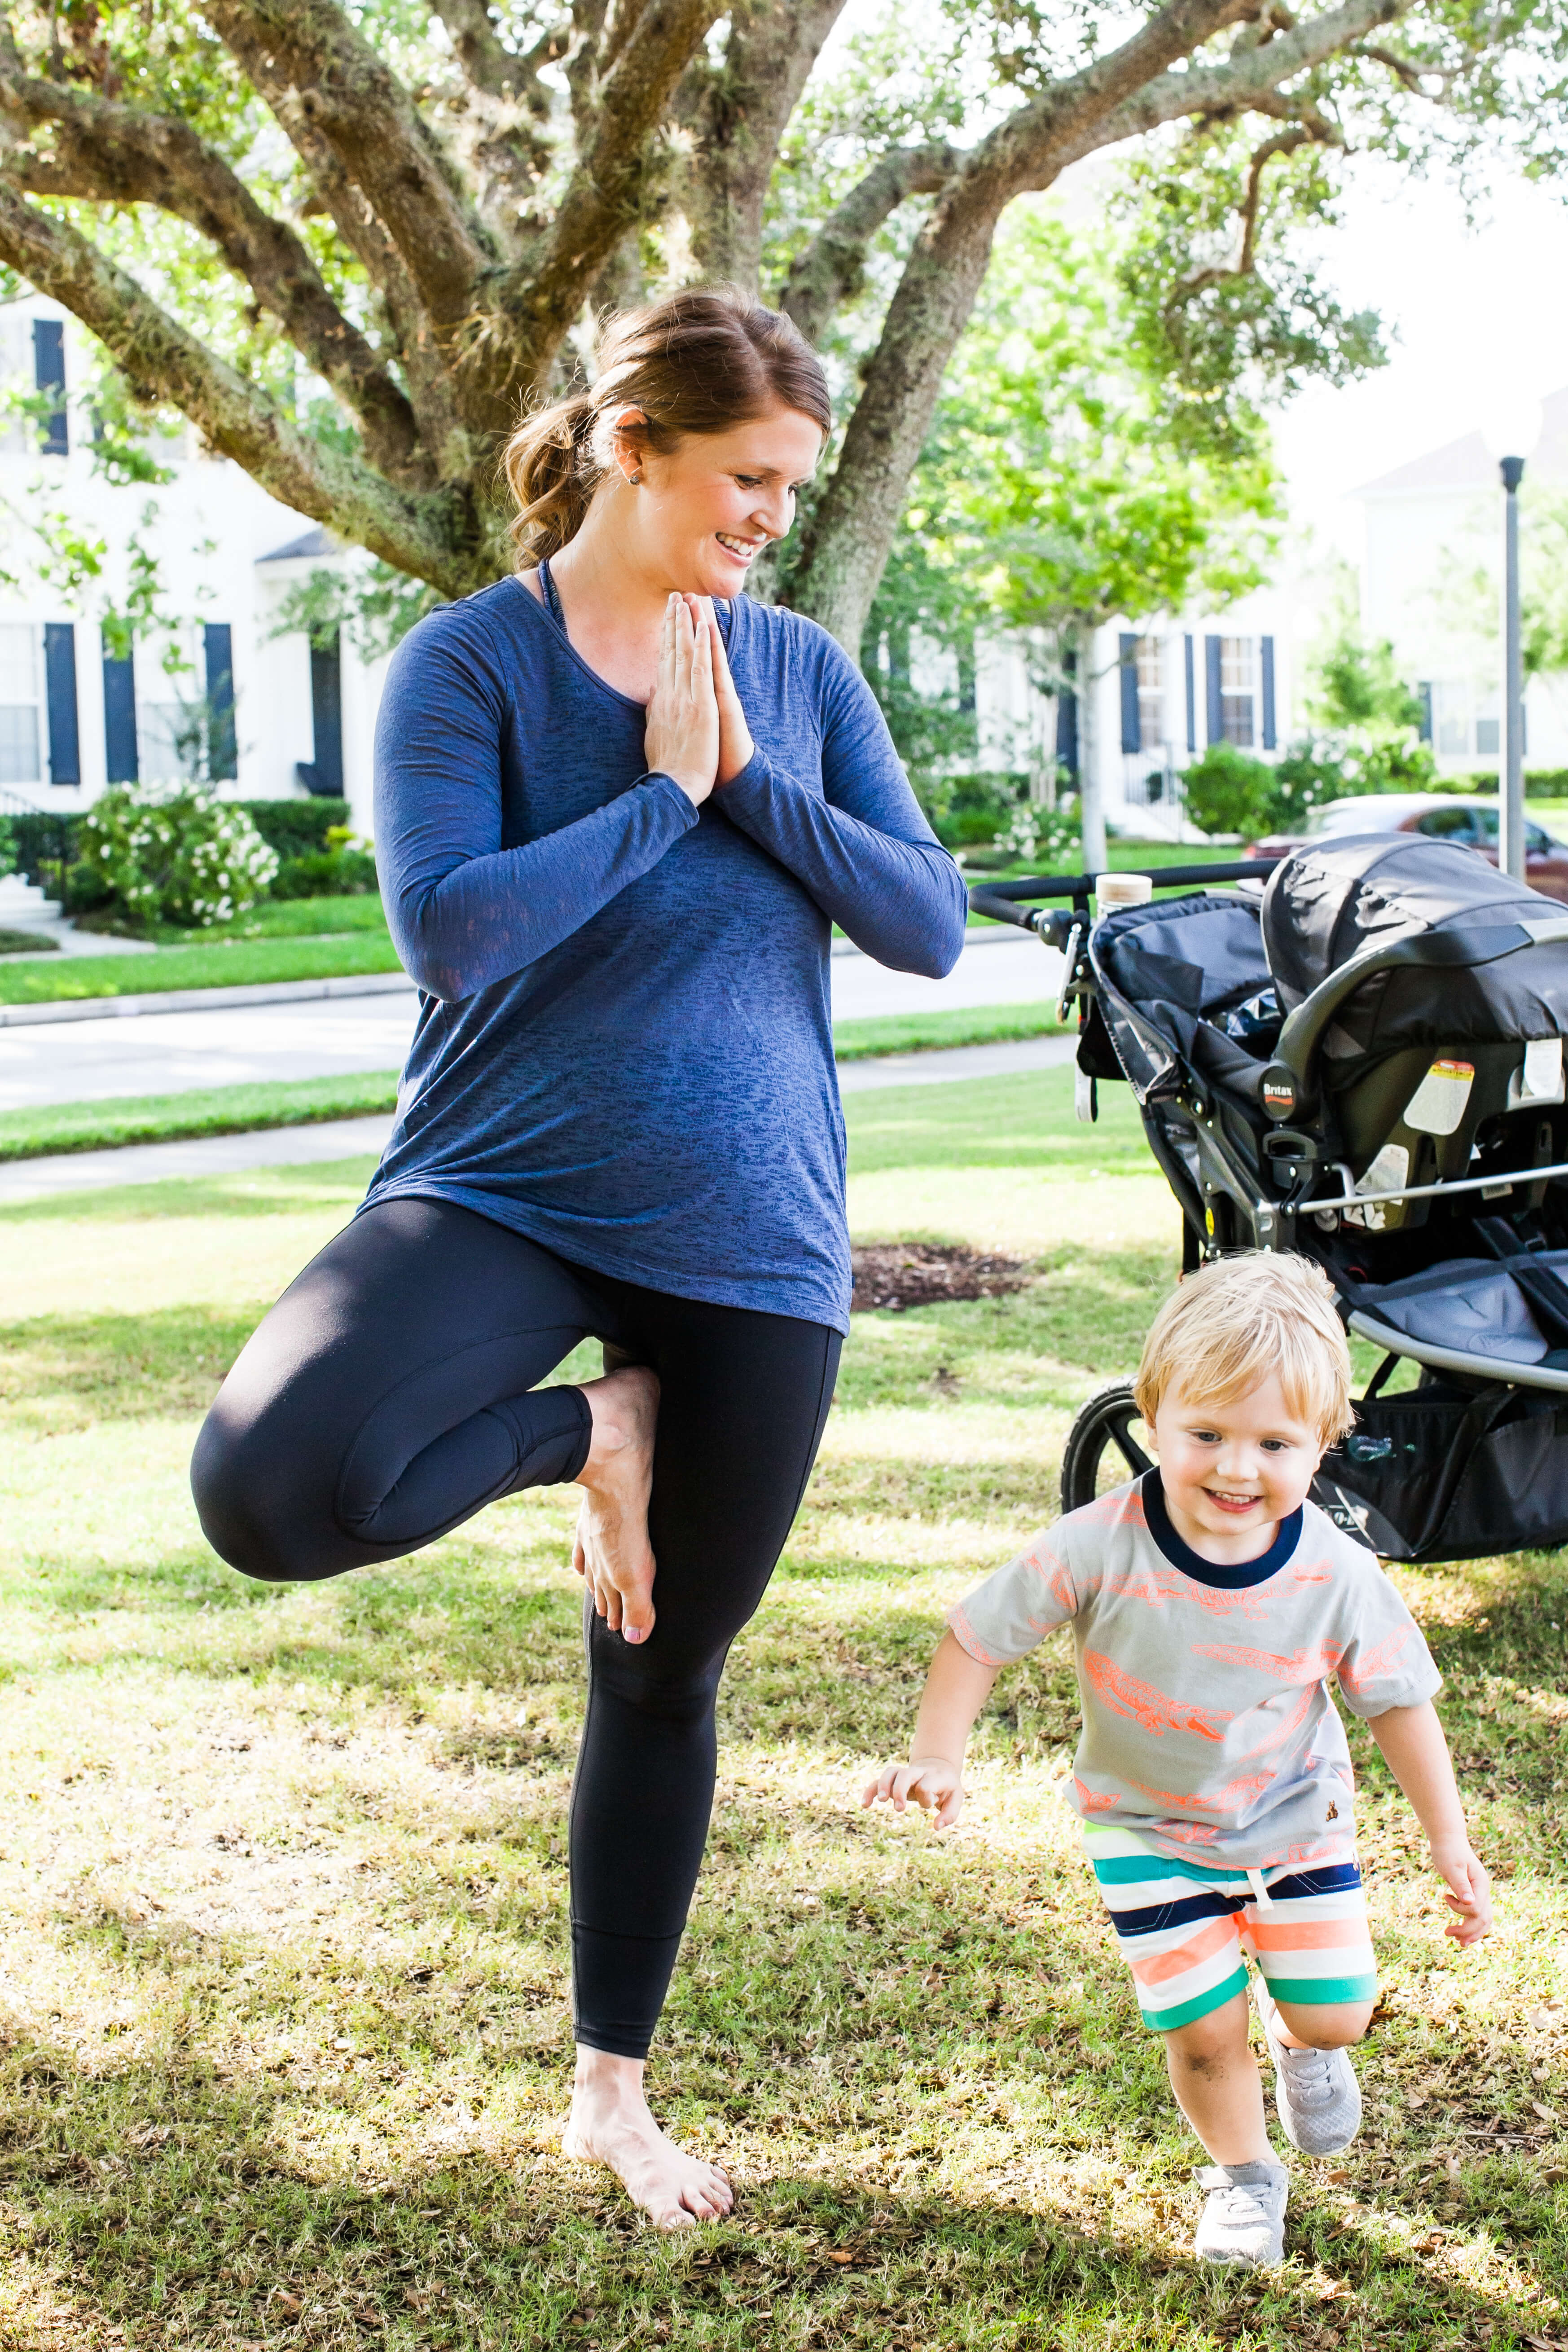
[562,2053,732,2229]
[572,1364,659,1642]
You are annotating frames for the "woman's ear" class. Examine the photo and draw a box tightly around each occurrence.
[606,405,650,487]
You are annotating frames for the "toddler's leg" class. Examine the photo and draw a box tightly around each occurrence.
[1162,1990,1270,2165]
[1165,1995,1291,2268]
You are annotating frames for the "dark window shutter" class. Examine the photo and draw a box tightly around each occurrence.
[1260,635,1277,750]
[1417,681,1433,744]
[305,629,344,797]
[32,320,67,456]
[203,622,237,780]
[102,644,138,783]
[1119,633,1141,754]
[1184,635,1196,754]
[44,624,79,785]
[1205,635,1223,745]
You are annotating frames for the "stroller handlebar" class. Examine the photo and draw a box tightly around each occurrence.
[966,860,1281,932]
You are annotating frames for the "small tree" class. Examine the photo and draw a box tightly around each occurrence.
[874,207,1282,870]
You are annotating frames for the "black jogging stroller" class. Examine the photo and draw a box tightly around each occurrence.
[969,831,1568,1562]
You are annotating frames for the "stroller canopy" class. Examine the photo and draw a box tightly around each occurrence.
[1262,832,1568,1064]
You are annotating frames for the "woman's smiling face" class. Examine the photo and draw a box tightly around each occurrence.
[619,405,824,599]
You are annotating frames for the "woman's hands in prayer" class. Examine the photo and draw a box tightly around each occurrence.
[644,593,719,806]
[696,597,755,783]
[642,593,755,803]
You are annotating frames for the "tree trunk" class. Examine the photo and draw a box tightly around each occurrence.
[787,183,1006,651]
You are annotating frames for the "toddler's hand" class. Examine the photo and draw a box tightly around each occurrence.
[862,1755,966,1829]
[1432,1838,1493,1944]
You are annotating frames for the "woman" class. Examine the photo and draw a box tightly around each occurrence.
[191,287,967,2226]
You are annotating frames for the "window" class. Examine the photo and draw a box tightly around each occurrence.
[1417,807,1479,844]
[1136,637,1164,752]
[0,624,41,784]
[1220,637,1256,747]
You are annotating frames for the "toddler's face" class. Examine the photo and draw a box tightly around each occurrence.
[1152,1374,1324,1556]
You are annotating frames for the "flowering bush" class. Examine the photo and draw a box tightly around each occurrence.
[79,784,280,929]
[997,800,1082,868]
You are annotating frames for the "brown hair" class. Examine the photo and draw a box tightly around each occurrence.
[1132,1251,1354,1449]
[502,286,831,564]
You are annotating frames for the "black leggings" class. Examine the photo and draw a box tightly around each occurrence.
[190,1198,840,2058]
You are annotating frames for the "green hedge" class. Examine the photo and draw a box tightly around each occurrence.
[237,798,351,856]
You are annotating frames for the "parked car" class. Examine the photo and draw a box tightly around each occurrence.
[1247,795,1568,904]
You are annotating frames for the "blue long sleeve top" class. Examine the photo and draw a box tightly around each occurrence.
[366,574,967,1331]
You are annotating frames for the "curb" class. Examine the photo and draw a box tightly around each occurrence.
[0,969,415,1029]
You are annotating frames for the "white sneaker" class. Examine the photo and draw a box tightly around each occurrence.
[1256,1983,1362,2156]
[1194,2162,1289,2266]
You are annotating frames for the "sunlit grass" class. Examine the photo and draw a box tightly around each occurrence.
[0,1074,1563,2348]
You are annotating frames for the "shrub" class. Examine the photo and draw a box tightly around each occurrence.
[273,826,377,899]
[0,817,14,880]
[237,797,351,858]
[1179,742,1277,841]
[79,783,280,929]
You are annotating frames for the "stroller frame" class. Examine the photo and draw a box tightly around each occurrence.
[971,858,1568,1561]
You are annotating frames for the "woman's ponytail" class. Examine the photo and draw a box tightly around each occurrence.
[503,390,597,563]
[501,287,831,572]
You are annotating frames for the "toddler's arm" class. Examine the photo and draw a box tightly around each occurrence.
[862,1630,999,1828]
[1367,1699,1493,1944]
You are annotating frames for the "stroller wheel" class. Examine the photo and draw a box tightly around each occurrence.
[1061,1380,1154,1514]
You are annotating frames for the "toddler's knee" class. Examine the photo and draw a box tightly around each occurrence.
[1272,1998,1374,2050]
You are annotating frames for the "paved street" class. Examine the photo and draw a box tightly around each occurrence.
[0,931,1064,1113]
[0,1034,1078,1204]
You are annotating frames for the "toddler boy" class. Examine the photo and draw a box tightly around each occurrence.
[865,1253,1492,2267]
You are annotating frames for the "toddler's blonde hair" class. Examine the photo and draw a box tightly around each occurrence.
[1132,1252,1354,1448]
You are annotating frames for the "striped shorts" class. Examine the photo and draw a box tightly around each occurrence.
[1084,1825,1379,2032]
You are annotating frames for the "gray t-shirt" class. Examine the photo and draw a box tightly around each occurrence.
[948,1472,1441,1870]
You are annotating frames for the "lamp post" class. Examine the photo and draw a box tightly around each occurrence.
[1501,452,1526,881]
[1480,394,1541,881]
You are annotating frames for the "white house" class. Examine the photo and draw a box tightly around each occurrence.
[1355,387,1568,774]
[2,290,1300,850]
[964,581,1299,838]
[0,296,383,834]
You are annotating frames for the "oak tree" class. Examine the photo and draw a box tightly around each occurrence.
[0,0,1561,652]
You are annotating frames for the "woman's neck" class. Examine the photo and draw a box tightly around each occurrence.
[542,497,681,703]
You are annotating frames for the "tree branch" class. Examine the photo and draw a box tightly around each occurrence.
[681,0,848,292]
[779,142,962,348]
[0,43,425,482]
[429,3,569,246]
[0,178,480,596]
[200,0,495,347]
[1055,0,1414,168]
[502,0,725,393]
[791,0,1411,647]
[1170,126,1320,299]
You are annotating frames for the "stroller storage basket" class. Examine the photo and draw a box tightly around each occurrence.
[1317,1380,1568,1563]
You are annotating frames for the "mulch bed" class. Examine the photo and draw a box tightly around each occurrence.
[850,1242,1033,1313]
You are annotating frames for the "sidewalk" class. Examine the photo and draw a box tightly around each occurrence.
[0,1035,1077,1204]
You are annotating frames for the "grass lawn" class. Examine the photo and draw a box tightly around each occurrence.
[0,899,399,1007]
[0,1008,1072,1163]
[0,1068,1564,2348]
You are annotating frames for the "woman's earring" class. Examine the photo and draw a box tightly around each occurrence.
[630,470,642,484]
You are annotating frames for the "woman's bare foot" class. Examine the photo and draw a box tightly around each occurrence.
[572,1364,659,1643]
[562,2047,733,2229]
